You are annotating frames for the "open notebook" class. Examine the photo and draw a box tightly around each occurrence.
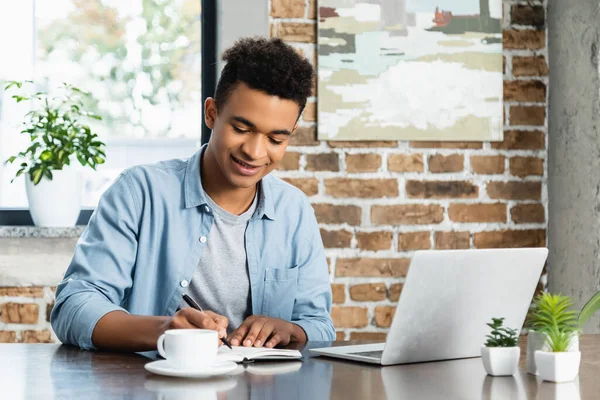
[217,346,302,363]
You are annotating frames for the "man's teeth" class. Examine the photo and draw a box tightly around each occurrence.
[236,158,256,168]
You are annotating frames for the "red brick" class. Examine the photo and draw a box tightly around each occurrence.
[19,330,53,343]
[448,203,507,223]
[375,306,396,328]
[277,22,316,43]
[503,30,545,50]
[371,205,444,225]
[487,181,541,200]
[331,307,368,328]
[0,331,17,343]
[320,229,352,248]
[346,153,382,173]
[435,231,470,249]
[356,231,393,251]
[308,0,316,19]
[336,258,410,277]
[428,154,464,173]
[406,180,478,199]
[325,178,398,198]
[470,155,505,174]
[282,178,318,196]
[0,303,39,324]
[331,284,346,304]
[302,101,316,122]
[388,154,424,172]
[313,204,362,225]
[510,157,544,177]
[290,126,319,146]
[306,153,339,171]
[474,229,546,248]
[397,232,431,251]
[511,204,545,224]
[492,130,545,150]
[510,106,545,126]
[504,80,546,102]
[0,287,44,297]
[350,283,387,301]
[336,331,346,340]
[278,152,300,171]
[271,0,306,18]
[389,283,403,302]
[512,56,548,77]
[511,4,545,27]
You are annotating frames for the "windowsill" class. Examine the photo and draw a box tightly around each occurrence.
[0,226,85,238]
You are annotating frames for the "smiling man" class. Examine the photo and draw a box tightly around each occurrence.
[51,37,335,352]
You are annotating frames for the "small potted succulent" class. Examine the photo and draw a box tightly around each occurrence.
[530,293,581,382]
[3,80,105,227]
[481,317,520,376]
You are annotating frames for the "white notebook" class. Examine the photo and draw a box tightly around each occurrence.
[217,346,302,363]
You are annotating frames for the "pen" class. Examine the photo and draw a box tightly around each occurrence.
[182,293,233,349]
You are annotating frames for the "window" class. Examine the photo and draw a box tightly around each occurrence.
[0,0,216,224]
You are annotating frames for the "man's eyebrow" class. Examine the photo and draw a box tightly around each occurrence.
[231,116,291,135]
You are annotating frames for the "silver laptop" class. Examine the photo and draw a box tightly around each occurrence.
[310,248,548,366]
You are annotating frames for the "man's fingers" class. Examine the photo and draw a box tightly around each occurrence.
[204,311,229,337]
[228,320,252,346]
[242,319,266,347]
[265,332,282,348]
[254,323,276,348]
[182,308,219,331]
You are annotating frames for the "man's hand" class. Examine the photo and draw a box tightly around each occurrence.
[163,308,229,344]
[228,315,307,348]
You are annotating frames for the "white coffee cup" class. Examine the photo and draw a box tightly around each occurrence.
[157,329,218,370]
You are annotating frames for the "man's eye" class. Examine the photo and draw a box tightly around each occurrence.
[232,125,248,133]
[269,138,283,145]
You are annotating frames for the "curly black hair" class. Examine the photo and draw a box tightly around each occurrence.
[214,37,314,115]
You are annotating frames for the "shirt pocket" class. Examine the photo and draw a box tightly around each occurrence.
[261,266,299,320]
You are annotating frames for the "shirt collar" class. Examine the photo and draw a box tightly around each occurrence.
[184,144,275,220]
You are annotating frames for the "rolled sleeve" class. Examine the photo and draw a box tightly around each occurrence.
[291,199,336,341]
[51,172,140,349]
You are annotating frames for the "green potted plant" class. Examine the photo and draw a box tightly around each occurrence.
[529,293,581,382]
[481,317,520,376]
[3,80,105,226]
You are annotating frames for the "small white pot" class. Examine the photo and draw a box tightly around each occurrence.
[535,350,581,383]
[25,168,81,227]
[526,331,579,375]
[481,346,520,376]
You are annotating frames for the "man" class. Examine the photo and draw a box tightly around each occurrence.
[51,37,335,352]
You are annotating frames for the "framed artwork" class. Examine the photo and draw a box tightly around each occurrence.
[318,0,503,141]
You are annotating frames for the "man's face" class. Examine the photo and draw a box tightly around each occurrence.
[204,82,299,189]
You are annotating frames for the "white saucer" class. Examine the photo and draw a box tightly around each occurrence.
[144,359,238,378]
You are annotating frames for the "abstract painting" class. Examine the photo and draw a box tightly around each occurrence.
[318,0,503,141]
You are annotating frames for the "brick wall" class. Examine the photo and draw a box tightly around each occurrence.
[270,0,548,340]
[0,287,56,343]
[0,0,548,344]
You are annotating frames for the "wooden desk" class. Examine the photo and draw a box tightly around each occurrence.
[1,335,598,399]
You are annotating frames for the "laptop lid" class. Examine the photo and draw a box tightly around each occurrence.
[381,248,547,365]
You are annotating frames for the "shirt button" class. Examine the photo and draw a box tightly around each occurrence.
[199,236,207,243]
[180,280,189,288]
[205,205,211,213]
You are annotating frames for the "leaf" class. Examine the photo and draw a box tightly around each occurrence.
[6,156,16,164]
[31,168,43,185]
[40,150,53,162]
[12,95,29,103]
[579,291,600,327]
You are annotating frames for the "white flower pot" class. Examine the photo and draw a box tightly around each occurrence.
[481,346,520,376]
[535,350,581,383]
[526,331,579,375]
[25,168,81,227]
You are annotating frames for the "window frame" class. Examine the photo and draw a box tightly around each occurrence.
[0,0,217,226]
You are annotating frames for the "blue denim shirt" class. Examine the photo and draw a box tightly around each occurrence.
[51,146,335,349]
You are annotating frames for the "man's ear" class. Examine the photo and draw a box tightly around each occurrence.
[204,97,217,129]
